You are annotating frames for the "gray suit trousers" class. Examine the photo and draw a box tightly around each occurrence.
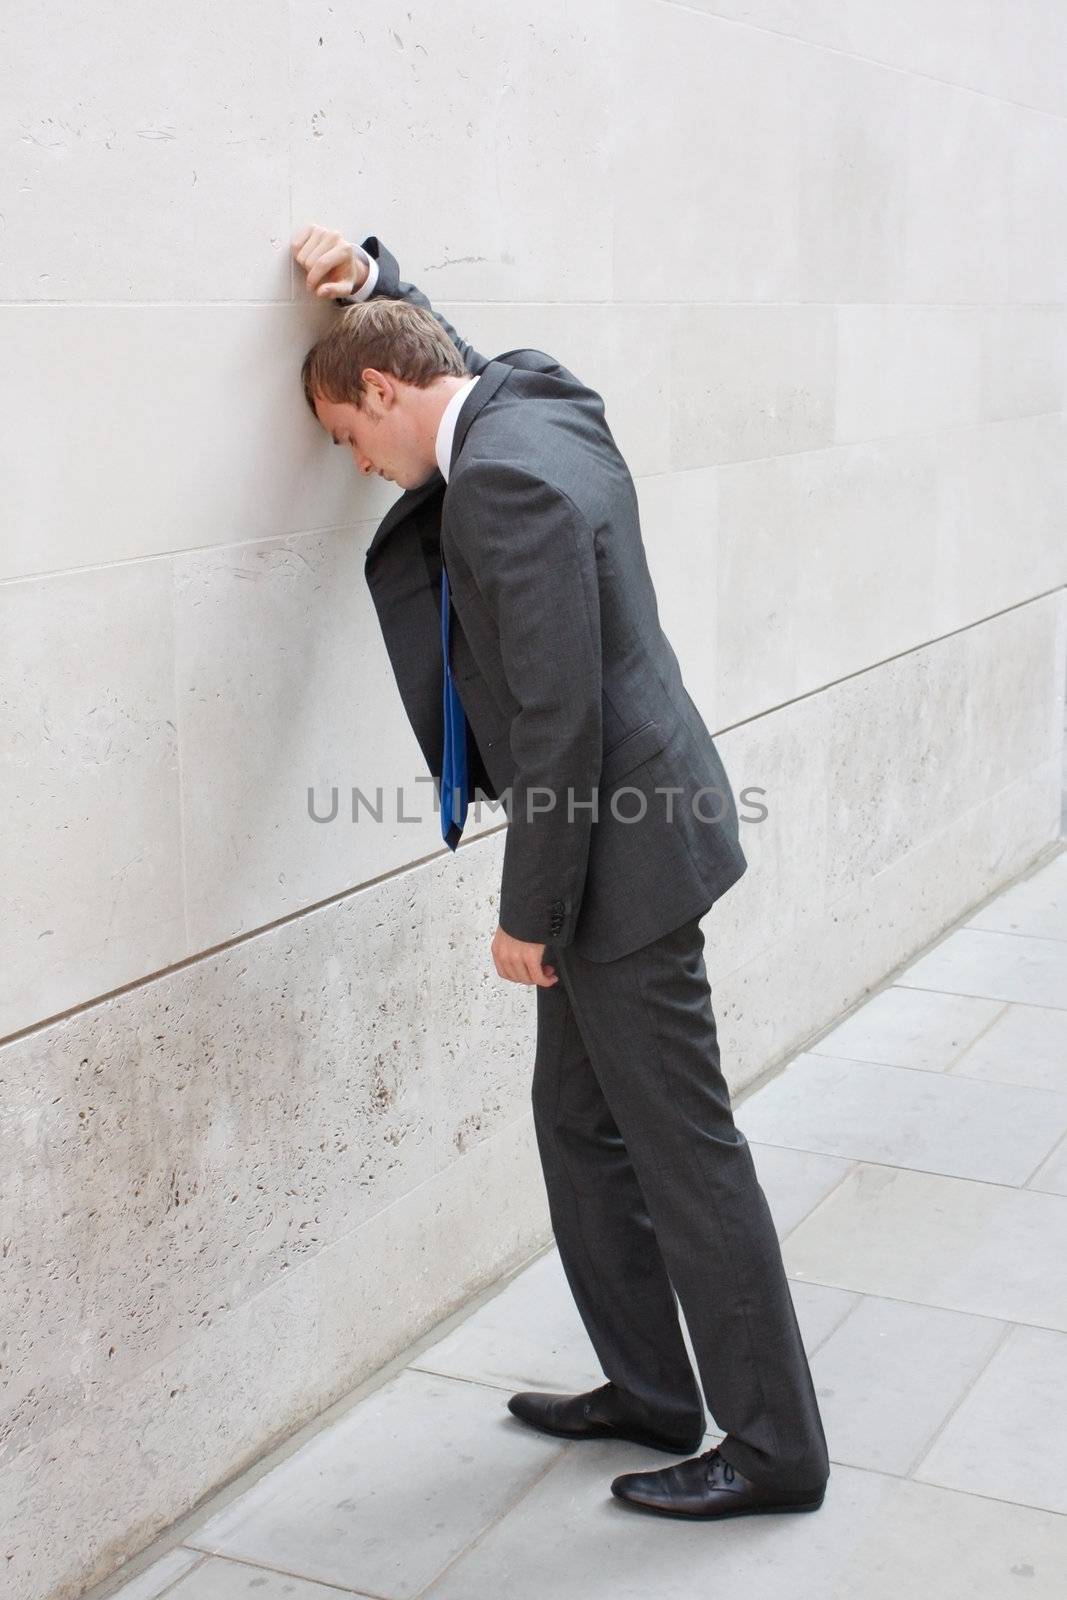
[535,916,830,1492]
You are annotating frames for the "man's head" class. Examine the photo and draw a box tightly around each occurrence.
[301,299,469,490]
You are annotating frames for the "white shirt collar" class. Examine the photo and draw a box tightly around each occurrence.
[435,375,480,482]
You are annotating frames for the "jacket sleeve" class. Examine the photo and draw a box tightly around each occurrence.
[444,461,603,947]
[334,235,490,378]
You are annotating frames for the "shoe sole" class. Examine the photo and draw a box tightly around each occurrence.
[610,1488,827,1520]
[509,1409,704,1457]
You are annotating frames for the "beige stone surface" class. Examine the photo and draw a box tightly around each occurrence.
[0,562,186,1036]
[683,2,1067,120]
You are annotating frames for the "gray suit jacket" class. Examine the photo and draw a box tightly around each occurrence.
[341,237,747,962]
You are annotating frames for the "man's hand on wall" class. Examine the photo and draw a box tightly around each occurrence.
[291,225,368,299]
[492,926,559,987]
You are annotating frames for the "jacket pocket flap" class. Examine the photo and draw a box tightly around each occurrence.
[599,719,669,786]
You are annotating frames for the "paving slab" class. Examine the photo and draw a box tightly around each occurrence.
[745,1141,855,1238]
[411,1248,603,1394]
[810,985,1005,1072]
[912,1324,1067,1515]
[183,1368,564,1600]
[897,928,1067,1010]
[806,1293,1007,1475]
[1027,1132,1067,1195]
[788,1280,862,1355]
[739,1052,1067,1185]
[419,1443,1067,1600]
[949,1000,1067,1092]
[964,851,1067,941]
[784,1163,1067,1329]
[130,1555,369,1599]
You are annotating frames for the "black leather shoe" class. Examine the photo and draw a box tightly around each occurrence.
[507,1382,704,1456]
[611,1444,827,1520]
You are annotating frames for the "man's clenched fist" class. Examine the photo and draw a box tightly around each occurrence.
[291,224,368,299]
[492,925,559,987]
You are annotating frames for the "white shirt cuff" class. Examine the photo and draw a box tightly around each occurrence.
[350,244,378,300]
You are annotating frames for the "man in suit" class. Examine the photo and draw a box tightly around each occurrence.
[292,223,830,1520]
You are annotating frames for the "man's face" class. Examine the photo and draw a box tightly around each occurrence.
[313,373,436,491]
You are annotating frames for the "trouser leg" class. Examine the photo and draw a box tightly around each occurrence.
[531,954,705,1438]
[549,916,830,1492]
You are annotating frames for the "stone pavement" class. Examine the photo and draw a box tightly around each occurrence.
[97,846,1067,1600]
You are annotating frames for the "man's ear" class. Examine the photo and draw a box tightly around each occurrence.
[360,368,396,411]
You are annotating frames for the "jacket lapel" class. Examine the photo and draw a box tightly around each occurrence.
[448,359,512,475]
[360,359,514,804]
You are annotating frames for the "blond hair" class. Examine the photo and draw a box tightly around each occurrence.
[301,298,467,414]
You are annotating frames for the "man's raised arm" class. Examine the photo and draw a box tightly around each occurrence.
[291,224,489,376]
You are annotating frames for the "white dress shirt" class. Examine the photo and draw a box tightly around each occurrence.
[348,242,479,484]
[433,376,481,482]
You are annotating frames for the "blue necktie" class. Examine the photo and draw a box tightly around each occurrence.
[440,559,469,850]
